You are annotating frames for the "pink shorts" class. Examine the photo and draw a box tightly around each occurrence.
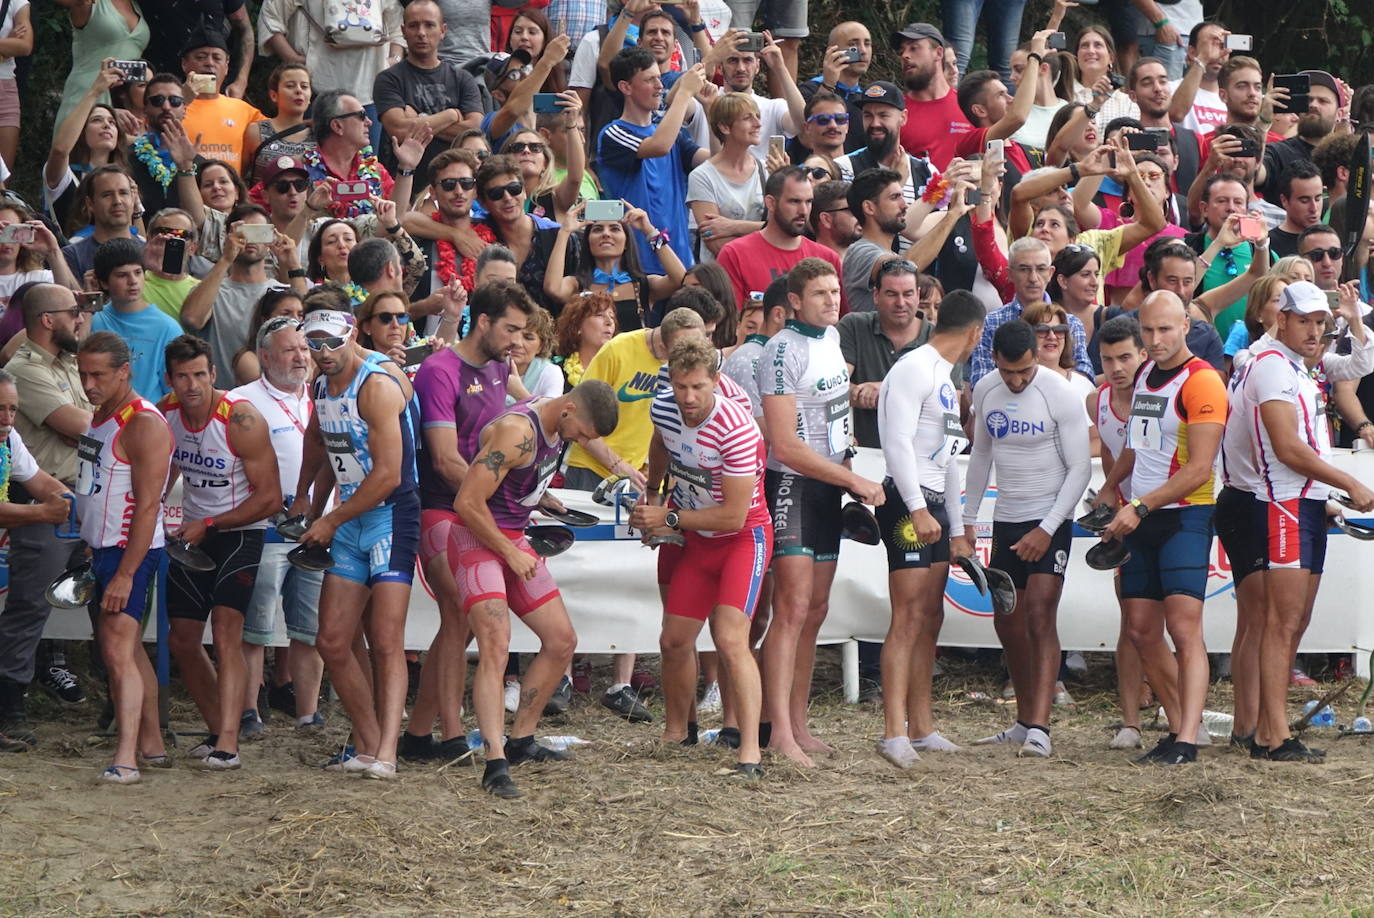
[419,508,456,567]
[657,525,772,622]
[447,519,560,618]
[0,81,17,128]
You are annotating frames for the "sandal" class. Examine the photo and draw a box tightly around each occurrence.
[342,753,377,774]
[139,752,173,768]
[99,764,141,785]
[363,759,398,781]
[732,762,764,780]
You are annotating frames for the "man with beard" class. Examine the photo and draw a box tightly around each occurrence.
[404,149,495,335]
[128,73,205,219]
[810,181,861,262]
[890,23,971,170]
[1195,57,1286,165]
[181,205,305,382]
[799,21,873,155]
[712,29,806,163]
[1259,71,1344,206]
[715,165,844,314]
[0,285,92,752]
[1129,57,1202,197]
[61,167,141,281]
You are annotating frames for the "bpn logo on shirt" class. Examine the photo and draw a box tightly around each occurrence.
[985,410,1044,439]
[939,383,957,411]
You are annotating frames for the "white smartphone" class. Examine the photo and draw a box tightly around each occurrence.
[0,224,35,244]
[238,223,276,244]
[584,200,625,222]
[1224,34,1253,51]
[188,72,217,95]
[985,138,1005,164]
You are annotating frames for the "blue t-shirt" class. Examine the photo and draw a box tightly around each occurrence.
[1223,320,1251,357]
[91,302,184,401]
[596,117,700,274]
[481,110,528,160]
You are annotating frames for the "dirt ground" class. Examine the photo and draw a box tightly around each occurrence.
[4,649,1374,918]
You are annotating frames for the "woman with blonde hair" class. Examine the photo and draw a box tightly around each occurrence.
[502,124,585,221]
[507,306,562,402]
[688,93,766,264]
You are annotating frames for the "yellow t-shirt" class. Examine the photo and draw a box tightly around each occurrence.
[566,329,660,478]
[1075,226,1125,305]
[184,96,265,173]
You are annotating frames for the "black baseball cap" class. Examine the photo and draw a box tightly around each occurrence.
[890,23,945,51]
[856,81,905,109]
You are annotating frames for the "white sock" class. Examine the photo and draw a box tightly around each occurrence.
[876,735,920,768]
[973,721,1029,745]
[910,731,961,752]
[1019,727,1052,757]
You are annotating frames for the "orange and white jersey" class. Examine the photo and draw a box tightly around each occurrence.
[1126,357,1227,509]
[1242,342,1327,503]
[163,391,265,529]
[76,398,170,550]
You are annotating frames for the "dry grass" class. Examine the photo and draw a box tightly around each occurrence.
[5,650,1374,917]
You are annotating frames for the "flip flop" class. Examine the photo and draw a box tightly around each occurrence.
[645,532,687,549]
[591,475,630,507]
[276,514,310,541]
[1082,487,1098,511]
[45,561,98,609]
[166,539,216,572]
[840,501,881,545]
[1334,516,1374,541]
[525,524,576,558]
[984,567,1018,615]
[287,543,335,572]
[1076,504,1116,533]
[1085,539,1131,571]
[1332,492,1359,510]
[539,507,601,528]
[953,555,989,595]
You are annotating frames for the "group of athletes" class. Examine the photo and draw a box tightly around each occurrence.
[58,248,1373,791]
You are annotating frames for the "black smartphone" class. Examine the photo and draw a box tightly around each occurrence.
[964,188,983,206]
[1047,32,1067,51]
[403,343,430,368]
[1233,136,1259,158]
[1126,132,1155,151]
[739,32,765,53]
[1273,73,1310,114]
[1107,149,1117,169]
[161,237,186,275]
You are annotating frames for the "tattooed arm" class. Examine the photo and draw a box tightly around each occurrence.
[455,412,542,580]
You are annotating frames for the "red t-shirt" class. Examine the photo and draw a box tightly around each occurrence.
[953,126,1033,174]
[1196,127,1287,164]
[899,90,975,170]
[715,234,846,315]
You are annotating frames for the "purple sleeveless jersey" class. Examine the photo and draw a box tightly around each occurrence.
[486,400,563,530]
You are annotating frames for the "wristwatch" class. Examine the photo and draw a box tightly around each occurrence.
[1129,499,1151,520]
[664,510,681,531]
[204,517,217,531]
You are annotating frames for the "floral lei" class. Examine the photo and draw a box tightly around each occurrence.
[133,133,176,191]
[0,440,12,503]
[561,351,586,388]
[432,215,496,292]
[342,281,369,308]
[303,146,383,218]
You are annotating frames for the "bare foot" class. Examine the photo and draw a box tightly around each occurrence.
[768,740,816,768]
[795,731,834,754]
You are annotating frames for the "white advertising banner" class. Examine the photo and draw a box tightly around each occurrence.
[38,449,1374,658]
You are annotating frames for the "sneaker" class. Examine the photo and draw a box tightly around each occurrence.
[698,682,722,714]
[544,675,572,716]
[482,762,521,798]
[364,759,398,780]
[506,737,571,765]
[1135,733,1177,764]
[1264,737,1326,763]
[1018,727,1052,758]
[973,722,1028,746]
[1110,726,1143,750]
[342,753,378,774]
[1290,667,1317,687]
[503,681,521,714]
[398,731,438,761]
[267,681,297,718]
[876,735,920,769]
[630,664,657,694]
[38,666,85,705]
[571,658,592,694]
[239,710,265,740]
[601,686,653,723]
[203,750,241,770]
[1064,651,1088,677]
[1229,731,1255,750]
[732,762,764,780]
[1052,682,1075,707]
[709,726,741,749]
[321,744,357,770]
[139,752,173,769]
[188,735,219,760]
[1159,741,1197,766]
[296,711,325,730]
[434,735,474,765]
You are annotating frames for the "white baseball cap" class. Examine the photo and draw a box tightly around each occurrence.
[301,310,354,337]
[1278,280,1331,316]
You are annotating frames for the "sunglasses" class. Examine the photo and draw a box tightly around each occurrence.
[483,181,524,202]
[1034,323,1070,336]
[332,110,368,123]
[1302,247,1343,263]
[436,176,477,191]
[371,311,410,326]
[147,94,185,108]
[806,112,850,126]
[43,307,82,318]
[805,167,833,180]
[474,150,490,161]
[306,335,349,351]
[272,178,309,194]
[150,226,189,238]
[506,141,545,155]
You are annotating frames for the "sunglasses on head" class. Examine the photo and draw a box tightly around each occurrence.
[806,112,850,126]
[306,335,349,351]
[483,181,524,202]
[147,94,185,108]
[1034,323,1070,336]
[1303,247,1342,262]
[371,311,410,326]
[506,141,546,155]
[272,178,309,194]
[437,176,477,192]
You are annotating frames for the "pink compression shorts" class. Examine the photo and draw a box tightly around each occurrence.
[419,509,456,568]
[447,519,560,618]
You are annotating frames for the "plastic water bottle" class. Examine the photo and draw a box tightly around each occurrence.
[1302,700,1336,726]
[1353,716,1372,732]
[1201,710,1235,736]
[700,728,721,745]
[466,728,483,750]
[542,735,590,751]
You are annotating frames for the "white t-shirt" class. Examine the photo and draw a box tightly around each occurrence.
[1010,101,1067,150]
[686,158,766,265]
[1170,82,1227,136]
[4,427,40,484]
[746,91,794,163]
[0,270,53,314]
[877,343,967,516]
[0,0,28,81]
